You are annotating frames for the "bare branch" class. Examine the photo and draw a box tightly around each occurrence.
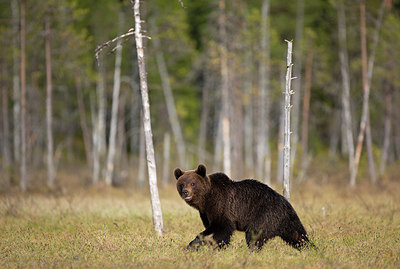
[95,28,134,62]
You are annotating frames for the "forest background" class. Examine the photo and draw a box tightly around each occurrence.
[1,0,400,267]
[1,0,400,192]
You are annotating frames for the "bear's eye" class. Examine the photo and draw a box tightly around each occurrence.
[191,183,195,186]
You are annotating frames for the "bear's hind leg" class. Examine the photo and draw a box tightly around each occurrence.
[245,230,272,250]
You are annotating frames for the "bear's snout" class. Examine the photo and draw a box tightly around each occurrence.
[182,189,189,196]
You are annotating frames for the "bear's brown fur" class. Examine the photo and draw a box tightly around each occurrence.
[175,164,314,250]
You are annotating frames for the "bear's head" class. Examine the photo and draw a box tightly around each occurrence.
[175,164,210,209]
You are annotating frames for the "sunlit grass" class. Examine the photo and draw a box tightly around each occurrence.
[1,177,399,268]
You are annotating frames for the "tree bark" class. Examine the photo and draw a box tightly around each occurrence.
[244,45,254,173]
[379,80,392,176]
[20,0,27,192]
[1,61,11,187]
[219,0,231,177]
[11,0,20,164]
[257,0,271,184]
[105,30,123,186]
[92,56,106,185]
[350,0,370,187]
[336,0,355,178]
[45,12,55,189]
[283,40,294,200]
[132,0,163,236]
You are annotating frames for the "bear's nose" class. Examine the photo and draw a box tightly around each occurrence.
[182,189,189,196]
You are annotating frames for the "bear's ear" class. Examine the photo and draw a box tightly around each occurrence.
[174,168,183,180]
[195,164,207,178]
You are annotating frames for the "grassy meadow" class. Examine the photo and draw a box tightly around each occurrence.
[1,168,400,268]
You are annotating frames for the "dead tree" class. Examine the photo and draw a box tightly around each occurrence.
[219,0,231,176]
[336,0,355,178]
[45,11,55,189]
[131,0,164,235]
[283,40,294,200]
[20,0,27,192]
[351,0,372,186]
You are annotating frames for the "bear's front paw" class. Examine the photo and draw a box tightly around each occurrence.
[187,236,202,250]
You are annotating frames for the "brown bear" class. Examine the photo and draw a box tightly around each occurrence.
[175,164,314,250]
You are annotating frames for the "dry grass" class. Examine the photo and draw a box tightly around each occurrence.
[1,173,399,268]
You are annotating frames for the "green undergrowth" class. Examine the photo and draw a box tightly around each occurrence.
[1,179,399,268]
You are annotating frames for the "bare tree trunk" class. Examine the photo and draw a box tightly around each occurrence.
[219,0,231,176]
[105,36,123,186]
[76,79,92,167]
[198,68,210,164]
[283,40,294,200]
[45,12,55,189]
[364,0,386,183]
[20,0,27,192]
[162,132,170,186]
[92,56,106,185]
[257,0,271,184]
[244,47,254,173]
[300,37,313,178]
[380,79,392,175]
[336,0,355,177]
[154,46,186,167]
[1,61,11,187]
[213,113,222,171]
[138,113,146,189]
[132,0,163,235]
[351,0,370,187]
[11,0,20,164]
[290,0,305,173]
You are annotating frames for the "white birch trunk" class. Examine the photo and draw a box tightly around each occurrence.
[283,40,294,200]
[104,39,122,186]
[257,0,271,184]
[132,0,163,235]
[45,13,55,189]
[11,0,20,164]
[219,0,231,177]
[336,0,355,176]
[380,81,392,175]
[20,0,27,192]
[138,113,146,189]
[155,49,186,167]
[1,62,11,187]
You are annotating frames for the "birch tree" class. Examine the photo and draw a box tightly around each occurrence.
[45,11,55,189]
[351,0,370,187]
[219,0,231,177]
[154,36,186,167]
[131,0,163,235]
[11,0,20,164]
[1,61,11,187]
[105,9,124,186]
[336,0,355,177]
[20,0,27,192]
[283,40,294,200]
[257,0,271,184]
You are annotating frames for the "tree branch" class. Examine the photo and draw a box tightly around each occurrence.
[95,28,135,62]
